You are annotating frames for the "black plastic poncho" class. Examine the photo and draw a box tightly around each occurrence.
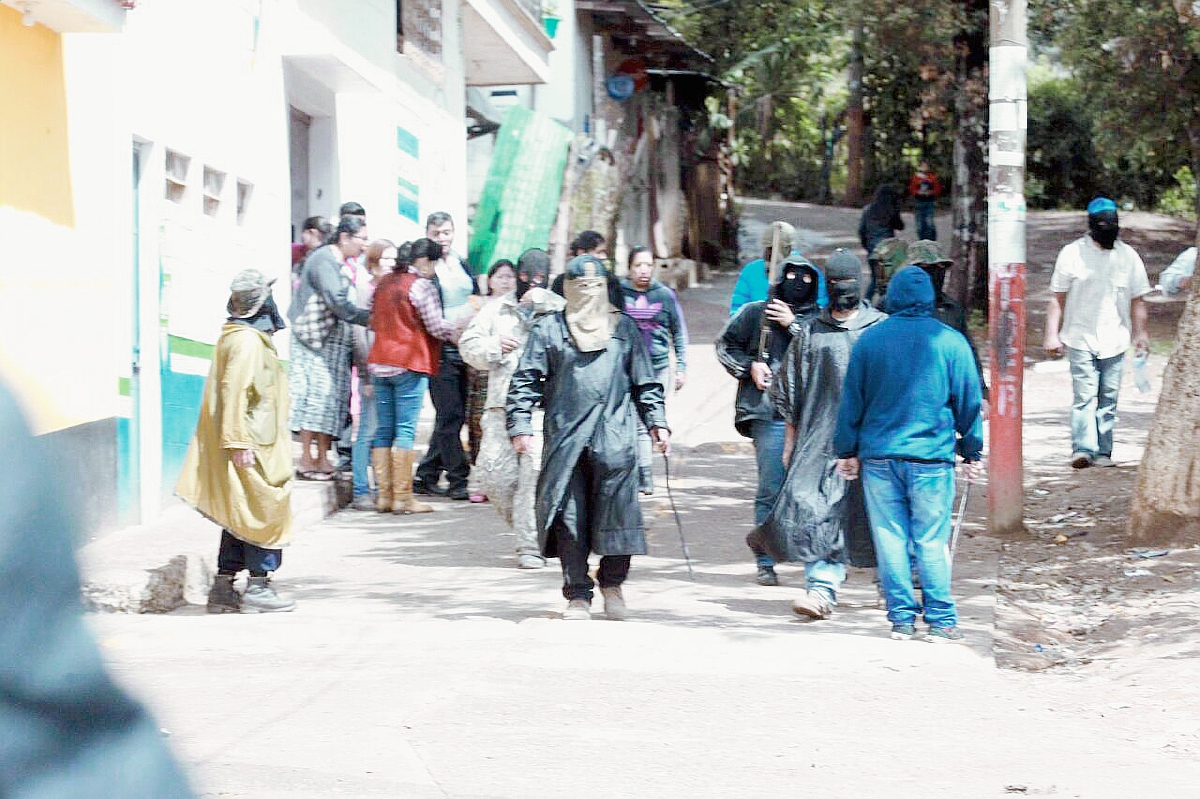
[506,312,667,557]
[757,304,887,566]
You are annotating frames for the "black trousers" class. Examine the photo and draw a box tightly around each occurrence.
[217,530,281,576]
[553,455,631,601]
[416,344,470,490]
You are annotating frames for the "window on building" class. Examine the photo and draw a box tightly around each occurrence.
[203,166,226,217]
[165,149,190,204]
[396,0,441,59]
[236,180,253,225]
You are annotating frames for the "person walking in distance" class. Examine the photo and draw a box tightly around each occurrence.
[460,249,565,569]
[907,160,942,241]
[507,255,669,620]
[834,266,984,642]
[716,253,823,586]
[177,269,296,613]
[620,245,688,494]
[1043,197,1151,468]
[759,249,887,619]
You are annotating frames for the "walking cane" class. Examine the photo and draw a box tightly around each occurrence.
[661,451,696,581]
[949,481,971,561]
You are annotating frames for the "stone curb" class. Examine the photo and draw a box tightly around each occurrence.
[79,479,347,614]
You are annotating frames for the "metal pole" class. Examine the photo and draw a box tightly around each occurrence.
[987,0,1027,534]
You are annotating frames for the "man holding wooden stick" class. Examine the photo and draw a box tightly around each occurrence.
[716,223,824,586]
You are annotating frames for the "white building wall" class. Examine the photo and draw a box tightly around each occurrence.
[49,0,469,524]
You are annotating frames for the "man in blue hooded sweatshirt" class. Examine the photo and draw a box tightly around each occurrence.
[833,266,984,643]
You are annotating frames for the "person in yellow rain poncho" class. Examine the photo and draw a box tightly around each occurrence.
[177,269,296,614]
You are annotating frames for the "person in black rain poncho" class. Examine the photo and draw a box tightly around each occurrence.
[506,255,670,621]
[716,254,824,586]
[757,249,887,619]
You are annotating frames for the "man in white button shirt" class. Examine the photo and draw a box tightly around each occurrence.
[1043,197,1150,469]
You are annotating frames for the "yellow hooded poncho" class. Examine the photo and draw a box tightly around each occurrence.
[176,323,292,547]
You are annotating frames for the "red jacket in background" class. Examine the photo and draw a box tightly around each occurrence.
[908,170,942,200]
[369,271,441,376]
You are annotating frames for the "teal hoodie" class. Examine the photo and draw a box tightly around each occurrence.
[834,267,983,463]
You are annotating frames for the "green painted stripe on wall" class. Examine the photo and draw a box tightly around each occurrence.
[118,376,130,397]
[169,335,215,360]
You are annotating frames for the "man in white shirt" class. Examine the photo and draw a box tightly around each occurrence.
[1159,246,1197,296]
[1043,197,1151,469]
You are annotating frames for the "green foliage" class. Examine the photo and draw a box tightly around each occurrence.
[1026,72,1103,209]
[1031,0,1199,209]
[665,0,965,202]
[1156,166,1198,221]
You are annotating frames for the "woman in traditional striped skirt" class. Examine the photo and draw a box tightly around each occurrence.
[288,215,371,479]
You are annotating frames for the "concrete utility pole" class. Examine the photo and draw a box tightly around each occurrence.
[987,0,1028,534]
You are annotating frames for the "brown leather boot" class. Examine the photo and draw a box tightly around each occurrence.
[393,449,433,514]
[371,447,393,512]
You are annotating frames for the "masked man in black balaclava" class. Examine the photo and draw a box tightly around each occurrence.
[507,255,668,618]
[177,268,296,614]
[716,254,824,586]
[753,249,888,618]
[1044,197,1151,469]
[460,249,565,570]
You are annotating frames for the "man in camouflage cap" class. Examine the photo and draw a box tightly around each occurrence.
[867,238,908,308]
[905,240,988,406]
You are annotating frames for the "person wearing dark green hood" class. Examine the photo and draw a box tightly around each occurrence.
[834,266,984,643]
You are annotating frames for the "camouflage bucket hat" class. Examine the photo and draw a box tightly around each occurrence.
[870,238,910,280]
[907,239,953,267]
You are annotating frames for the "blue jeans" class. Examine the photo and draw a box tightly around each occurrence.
[749,419,786,568]
[1066,347,1124,458]
[915,199,937,241]
[352,390,377,497]
[217,530,281,576]
[861,458,957,628]
[806,559,846,604]
[371,371,429,449]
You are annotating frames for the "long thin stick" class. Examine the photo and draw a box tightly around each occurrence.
[661,451,695,580]
[756,222,784,361]
[950,481,971,560]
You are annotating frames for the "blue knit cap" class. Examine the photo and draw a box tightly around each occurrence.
[1087,197,1118,215]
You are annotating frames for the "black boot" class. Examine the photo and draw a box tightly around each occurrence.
[240,576,296,613]
[206,574,240,614]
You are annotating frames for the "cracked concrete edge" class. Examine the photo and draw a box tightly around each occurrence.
[80,480,346,614]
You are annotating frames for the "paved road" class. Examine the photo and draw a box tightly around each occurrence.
[84,206,1200,796]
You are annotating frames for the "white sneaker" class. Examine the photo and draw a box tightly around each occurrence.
[562,598,591,620]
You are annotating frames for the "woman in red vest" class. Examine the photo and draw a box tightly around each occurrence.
[368,238,460,514]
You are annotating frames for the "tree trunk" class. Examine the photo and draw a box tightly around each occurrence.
[1129,122,1200,543]
[843,22,866,207]
[946,0,989,311]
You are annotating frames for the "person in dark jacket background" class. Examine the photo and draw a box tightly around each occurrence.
[507,255,669,621]
[759,249,887,619]
[834,266,985,643]
[858,185,905,301]
[715,255,822,586]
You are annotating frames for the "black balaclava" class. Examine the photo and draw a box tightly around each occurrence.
[774,256,819,313]
[1087,197,1120,249]
[515,248,550,299]
[918,265,949,303]
[238,294,285,335]
[824,248,863,311]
